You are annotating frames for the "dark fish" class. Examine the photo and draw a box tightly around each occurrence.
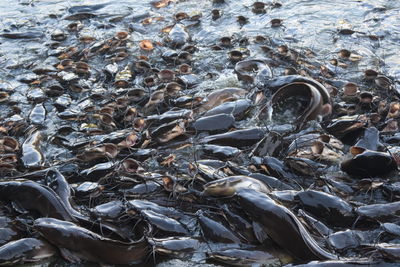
[64,13,97,20]
[44,169,79,217]
[68,3,109,13]
[203,176,270,197]
[0,226,22,246]
[197,210,242,243]
[235,189,337,261]
[0,238,56,266]
[0,32,44,39]
[200,128,265,147]
[222,204,258,244]
[341,149,397,176]
[295,190,355,227]
[298,209,333,237]
[356,201,400,220]
[234,59,272,83]
[193,114,235,132]
[141,210,189,235]
[167,24,189,48]
[149,237,202,257]
[91,200,124,220]
[202,144,241,159]
[354,127,384,151]
[327,229,381,250]
[261,75,331,107]
[292,260,387,266]
[267,82,324,128]
[29,104,46,125]
[34,218,149,265]
[21,130,44,169]
[204,99,252,119]
[207,248,287,266]
[80,162,115,180]
[249,173,294,190]
[0,181,76,221]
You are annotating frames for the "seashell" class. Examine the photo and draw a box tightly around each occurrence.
[27,88,45,102]
[358,92,373,105]
[151,120,186,144]
[104,63,119,77]
[57,59,74,70]
[139,40,154,51]
[287,134,344,164]
[114,80,129,88]
[0,163,17,174]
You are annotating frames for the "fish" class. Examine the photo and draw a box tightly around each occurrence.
[235,189,337,261]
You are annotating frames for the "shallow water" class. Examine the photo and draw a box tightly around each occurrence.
[1,0,400,266]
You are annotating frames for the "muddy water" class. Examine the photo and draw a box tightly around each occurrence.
[1,0,400,266]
